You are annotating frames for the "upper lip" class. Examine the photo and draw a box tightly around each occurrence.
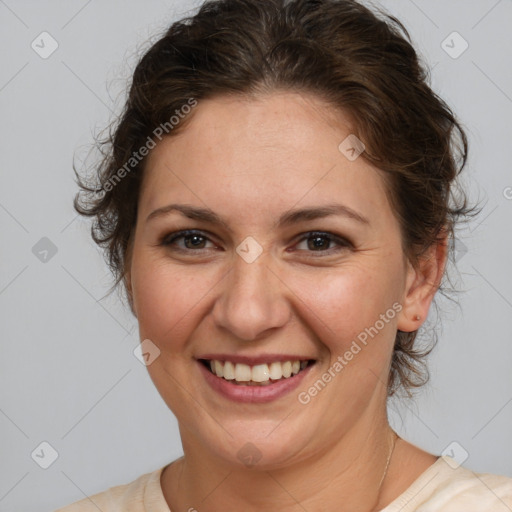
[196,354,315,365]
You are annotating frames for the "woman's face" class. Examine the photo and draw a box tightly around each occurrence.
[127,92,423,468]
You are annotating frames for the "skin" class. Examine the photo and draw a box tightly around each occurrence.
[125,92,446,511]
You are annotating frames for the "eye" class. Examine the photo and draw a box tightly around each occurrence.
[293,231,351,253]
[161,230,217,251]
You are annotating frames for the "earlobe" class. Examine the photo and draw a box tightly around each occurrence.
[397,235,448,332]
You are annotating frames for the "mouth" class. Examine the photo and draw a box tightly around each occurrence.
[198,358,316,386]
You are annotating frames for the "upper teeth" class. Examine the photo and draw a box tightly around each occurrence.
[208,360,308,382]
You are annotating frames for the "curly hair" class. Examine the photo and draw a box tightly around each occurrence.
[74,0,477,396]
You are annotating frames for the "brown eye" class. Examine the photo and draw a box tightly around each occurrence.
[183,234,208,249]
[307,235,332,251]
[294,231,351,253]
[162,230,216,251]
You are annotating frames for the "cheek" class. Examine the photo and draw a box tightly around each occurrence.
[289,263,401,357]
[131,252,217,348]
[131,241,405,361]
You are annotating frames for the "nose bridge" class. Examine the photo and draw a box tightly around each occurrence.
[213,253,290,341]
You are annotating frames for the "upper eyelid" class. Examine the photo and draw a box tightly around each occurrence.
[162,229,217,246]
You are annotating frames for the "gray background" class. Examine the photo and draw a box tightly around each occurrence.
[0,1,511,510]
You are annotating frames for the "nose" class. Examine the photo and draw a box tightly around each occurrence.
[212,254,291,341]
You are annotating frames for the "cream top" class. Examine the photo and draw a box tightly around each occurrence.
[55,456,512,511]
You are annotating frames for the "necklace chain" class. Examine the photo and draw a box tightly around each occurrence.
[377,430,399,495]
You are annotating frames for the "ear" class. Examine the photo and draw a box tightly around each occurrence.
[396,232,448,332]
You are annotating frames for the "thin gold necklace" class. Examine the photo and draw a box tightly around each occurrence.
[376,430,399,498]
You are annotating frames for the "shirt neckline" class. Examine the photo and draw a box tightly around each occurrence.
[146,456,457,512]
[379,455,458,511]
[144,464,173,512]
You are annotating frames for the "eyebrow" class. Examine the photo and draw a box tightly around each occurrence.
[146,203,370,228]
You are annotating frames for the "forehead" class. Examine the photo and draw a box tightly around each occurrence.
[138,92,392,227]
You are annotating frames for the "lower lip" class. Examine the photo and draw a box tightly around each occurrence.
[198,361,314,403]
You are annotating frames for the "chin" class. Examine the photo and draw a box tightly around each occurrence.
[193,419,317,471]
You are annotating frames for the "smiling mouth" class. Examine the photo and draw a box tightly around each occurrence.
[199,359,315,386]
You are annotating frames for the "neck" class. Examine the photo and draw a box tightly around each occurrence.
[162,410,398,511]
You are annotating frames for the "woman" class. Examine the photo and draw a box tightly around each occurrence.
[58,0,512,510]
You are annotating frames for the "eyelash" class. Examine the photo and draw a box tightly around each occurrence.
[160,229,352,255]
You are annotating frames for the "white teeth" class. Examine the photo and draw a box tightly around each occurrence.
[223,360,235,380]
[235,363,252,382]
[205,359,310,384]
[282,361,292,378]
[251,364,270,382]
[269,361,283,380]
[214,360,224,378]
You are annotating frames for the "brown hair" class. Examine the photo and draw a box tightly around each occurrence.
[74,0,477,396]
